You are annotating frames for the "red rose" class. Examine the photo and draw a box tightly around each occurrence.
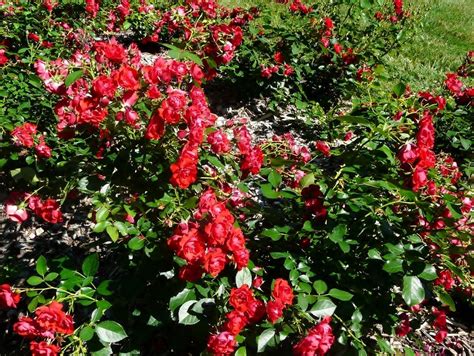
[11,123,37,148]
[397,143,418,165]
[115,65,140,91]
[0,49,8,66]
[229,285,254,312]
[34,199,63,224]
[30,341,60,356]
[145,111,166,140]
[240,146,263,176]
[246,299,266,323]
[203,248,227,277]
[35,301,74,335]
[223,310,248,335]
[266,299,284,324]
[35,136,52,159]
[293,316,335,356]
[170,156,198,189]
[204,211,234,246]
[178,263,203,282]
[225,227,246,253]
[233,248,250,270]
[96,39,126,63]
[207,331,236,356]
[14,317,43,338]
[92,75,117,98]
[272,279,294,306]
[177,229,206,263]
[315,141,330,157]
[0,284,20,309]
[207,130,231,154]
[411,166,427,192]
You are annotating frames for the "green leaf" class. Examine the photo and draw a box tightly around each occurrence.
[80,326,95,341]
[300,173,315,188]
[27,276,43,286]
[235,267,252,288]
[235,346,247,356]
[82,253,99,277]
[418,264,437,281]
[328,224,347,243]
[106,225,119,242]
[257,328,276,353]
[97,280,113,296]
[392,82,406,97]
[44,272,59,282]
[260,184,279,199]
[170,288,196,313]
[65,69,84,87]
[96,207,109,222]
[309,298,336,317]
[95,320,127,343]
[383,259,404,274]
[313,280,328,294]
[328,288,353,301]
[261,228,281,241]
[93,221,108,233]
[435,290,456,312]
[402,276,425,306]
[128,237,145,250]
[268,170,282,188]
[36,256,47,276]
[178,300,200,325]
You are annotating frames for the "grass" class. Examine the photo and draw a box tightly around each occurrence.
[383,0,474,90]
[226,0,473,91]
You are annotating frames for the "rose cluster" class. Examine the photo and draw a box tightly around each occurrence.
[167,189,251,280]
[11,122,52,159]
[4,192,63,224]
[293,316,335,356]
[14,301,74,356]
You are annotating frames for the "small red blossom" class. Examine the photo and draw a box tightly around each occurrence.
[0,284,21,309]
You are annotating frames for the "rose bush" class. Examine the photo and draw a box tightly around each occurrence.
[1,0,472,355]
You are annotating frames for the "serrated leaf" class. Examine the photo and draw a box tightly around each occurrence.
[95,320,127,343]
[65,70,83,87]
[82,253,99,277]
[309,298,336,317]
[106,225,119,242]
[268,170,282,188]
[418,264,437,281]
[328,288,353,301]
[257,328,275,353]
[44,272,59,282]
[96,207,109,222]
[169,288,196,313]
[80,326,95,341]
[235,267,252,288]
[178,300,200,325]
[436,289,456,312]
[235,346,247,356]
[402,276,425,306]
[329,224,347,243]
[261,184,279,199]
[383,259,403,274]
[27,276,43,286]
[36,256,47,276]
[128,237,145,250]
[313,280,328,294]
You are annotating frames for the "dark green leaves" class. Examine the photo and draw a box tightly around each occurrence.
[402,276,425,306]
[95,321,127,343]
[82,253,99,277]
[65,70,84,87]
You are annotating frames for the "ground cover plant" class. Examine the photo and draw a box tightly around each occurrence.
[0,0,472,355]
